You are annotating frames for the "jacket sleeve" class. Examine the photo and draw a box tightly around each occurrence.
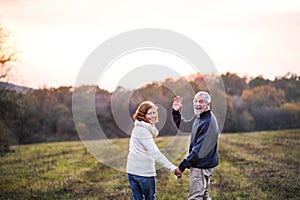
[172,109,194,133]
[178,121,210,172]
[140,134,176,172]
[172,109,181,129]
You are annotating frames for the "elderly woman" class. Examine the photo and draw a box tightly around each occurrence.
[126,101,180,200]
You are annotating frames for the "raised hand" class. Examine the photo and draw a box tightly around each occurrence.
[172,96,183,111]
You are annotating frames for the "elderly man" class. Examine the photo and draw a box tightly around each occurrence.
[172,91,220,200]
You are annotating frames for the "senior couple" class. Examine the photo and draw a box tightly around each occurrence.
[126,91,220,200]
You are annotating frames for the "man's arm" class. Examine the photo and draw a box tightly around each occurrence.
[172,108,182,129]
[178,122,210,172]
[172,96,193,132]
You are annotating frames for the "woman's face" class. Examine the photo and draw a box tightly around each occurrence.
[146,107,157,124]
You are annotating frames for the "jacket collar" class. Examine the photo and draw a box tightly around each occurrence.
[200,110,211,118]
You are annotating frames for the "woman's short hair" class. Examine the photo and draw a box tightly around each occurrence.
[133,101,159,124]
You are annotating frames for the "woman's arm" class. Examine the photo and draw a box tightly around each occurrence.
[140,135,176,172]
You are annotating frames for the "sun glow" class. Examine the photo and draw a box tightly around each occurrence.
[1,0,299,89]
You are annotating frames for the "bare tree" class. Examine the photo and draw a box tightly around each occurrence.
[0,22,17,83]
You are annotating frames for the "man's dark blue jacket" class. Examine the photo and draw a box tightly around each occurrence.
[172,109,219,172]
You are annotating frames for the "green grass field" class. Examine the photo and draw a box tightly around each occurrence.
[1,129,299,199]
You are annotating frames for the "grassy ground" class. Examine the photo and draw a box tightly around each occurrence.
[0,129,299,199]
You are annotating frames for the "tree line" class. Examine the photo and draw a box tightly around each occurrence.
[1,21,299,154]
[0,72,299,154]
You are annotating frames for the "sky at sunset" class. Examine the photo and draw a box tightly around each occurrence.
[1,0,300,91]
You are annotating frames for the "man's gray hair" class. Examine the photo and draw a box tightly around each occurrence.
[194,91,211,104]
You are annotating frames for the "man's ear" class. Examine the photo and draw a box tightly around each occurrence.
[207,102,211,109]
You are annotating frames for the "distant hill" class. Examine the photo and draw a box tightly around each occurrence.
[0,82,34,94]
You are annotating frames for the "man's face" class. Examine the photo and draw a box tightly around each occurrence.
[193,95,209,117]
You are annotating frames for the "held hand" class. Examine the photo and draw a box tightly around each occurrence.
[172,96,183,111]
[173,167,182,179]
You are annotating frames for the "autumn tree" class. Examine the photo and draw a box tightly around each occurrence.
[280,103,300,128]
[241,85,285,108]
[273,73,300,102]
[249,76,270,89]
[221,72,248,96]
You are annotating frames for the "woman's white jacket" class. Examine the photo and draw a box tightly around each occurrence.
[126,120,176,177]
